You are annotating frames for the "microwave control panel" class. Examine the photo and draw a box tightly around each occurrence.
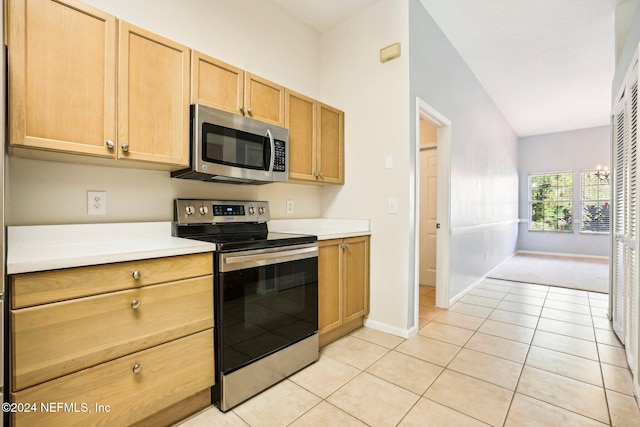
[274,140,286,172]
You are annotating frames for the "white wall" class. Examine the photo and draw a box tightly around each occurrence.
[517,126,611,257]
[409,0,519,304]
[318,0,412,335]
[613,0,640,96]
[6,0,326,226]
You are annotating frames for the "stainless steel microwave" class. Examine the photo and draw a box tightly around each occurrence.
[172,105,288,184]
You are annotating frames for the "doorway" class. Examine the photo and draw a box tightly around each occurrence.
[411,98,451,334]
[419,119,438,287]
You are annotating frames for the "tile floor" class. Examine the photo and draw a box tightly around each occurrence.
[178,279,640,426]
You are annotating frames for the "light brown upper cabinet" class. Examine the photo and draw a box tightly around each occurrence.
[286,90,317,181]
[8,0,190,168]
[244,73,285,127]
[8,0,117,157]
[191,51,285,127]
[191,51,244,114]
[118,22,190,166]
[286,90,344,184]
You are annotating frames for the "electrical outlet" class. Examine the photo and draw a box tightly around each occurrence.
[286,199,294,214]
[88,191,107,215]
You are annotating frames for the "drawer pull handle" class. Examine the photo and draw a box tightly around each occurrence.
[131,300,141,310]
[132,270,142,280]
[132,364,142,374]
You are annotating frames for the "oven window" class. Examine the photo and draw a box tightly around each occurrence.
[218,257,318,373]
[202,123,266,170]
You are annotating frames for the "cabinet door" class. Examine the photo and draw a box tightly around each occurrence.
[343,236,369,323]
[191,50,244,115]
[118,21,190,167]
[285,90,317,182]
[12,276,213,390]
[245,73,285,127]
[12,330,214,427]
[8,0,117,157]
[317,103,345,184]
[318,240,343,334]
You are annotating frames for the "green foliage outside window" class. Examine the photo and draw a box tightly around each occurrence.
[581,171,610,233]
[529,173,573,232]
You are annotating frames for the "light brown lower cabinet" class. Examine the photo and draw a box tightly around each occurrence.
[11,331,213,426]
[318,236,370,347]
[9,253,215,426]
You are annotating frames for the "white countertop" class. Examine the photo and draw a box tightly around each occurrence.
[269,218,371,240]
[7,222,216,274]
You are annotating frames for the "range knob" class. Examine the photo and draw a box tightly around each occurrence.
[199,206,209,215]
[248,206,255,215]
[185,206,195,215]
[258,206,265,214]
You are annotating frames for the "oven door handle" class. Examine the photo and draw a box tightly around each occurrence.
[220,244,318,272]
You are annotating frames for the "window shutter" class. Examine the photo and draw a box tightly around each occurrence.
[613,89,627,343]
[626,78,638,370]
[612,51,640,400]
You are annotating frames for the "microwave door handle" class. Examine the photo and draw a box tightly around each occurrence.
[266,129,275,176]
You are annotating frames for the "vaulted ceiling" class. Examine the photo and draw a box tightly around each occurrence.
[273,0,616,137]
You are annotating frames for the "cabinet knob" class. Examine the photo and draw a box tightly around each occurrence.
[106,140,115,149]
[341,243,350,249]
[131,300,141,310]
[132,364,142,374]
[247,107,253,115]
[121,143,130,152]
[318,172,324,178]
[239,105,245,113]
[132,270,142,280]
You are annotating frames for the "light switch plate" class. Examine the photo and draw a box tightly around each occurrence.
[387,197,398,214]
[385,155,393,169]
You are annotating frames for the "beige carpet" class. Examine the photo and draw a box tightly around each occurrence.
[488,253,609,294]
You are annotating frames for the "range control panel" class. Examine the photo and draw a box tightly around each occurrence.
[174,199,270,225]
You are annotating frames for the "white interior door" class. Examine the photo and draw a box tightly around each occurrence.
[420,148,438,286]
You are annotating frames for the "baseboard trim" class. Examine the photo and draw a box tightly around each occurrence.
[486,251,518,276]
[516,250,609,261]
[363,318,417,339]
[449,275,487,306]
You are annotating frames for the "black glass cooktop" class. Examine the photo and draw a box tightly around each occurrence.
[175,222,316,252]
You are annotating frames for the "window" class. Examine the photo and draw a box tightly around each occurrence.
[529,172,573,232]
[581,170,611,233]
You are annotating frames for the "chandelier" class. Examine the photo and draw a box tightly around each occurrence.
[595,165,610,180]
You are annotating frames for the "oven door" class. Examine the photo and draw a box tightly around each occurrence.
[216,243,318,375]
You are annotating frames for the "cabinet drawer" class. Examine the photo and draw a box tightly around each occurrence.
[12,330,214,427]
[12,276,213,390]
[11,252,213,308]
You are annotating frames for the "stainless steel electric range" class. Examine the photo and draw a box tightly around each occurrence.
[173,199,319,411]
